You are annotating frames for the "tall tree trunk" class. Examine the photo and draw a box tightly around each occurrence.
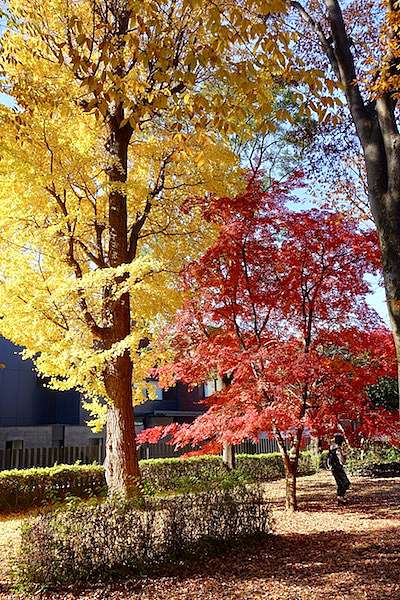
[327,0,400,408]
[372,187,400,409]
[103,83,138,494]
[222,442,235,470]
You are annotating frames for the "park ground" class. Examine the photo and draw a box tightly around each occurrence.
[0,471,398,600]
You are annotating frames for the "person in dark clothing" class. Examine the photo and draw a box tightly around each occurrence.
[327,434,351,504]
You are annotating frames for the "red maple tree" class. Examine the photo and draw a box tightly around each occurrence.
[139,177,399,510]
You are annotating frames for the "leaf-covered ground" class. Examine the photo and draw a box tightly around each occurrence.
[0,471,399,599]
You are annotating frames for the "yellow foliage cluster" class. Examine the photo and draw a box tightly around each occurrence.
[0,0,325,425]
[0,105,233,405]
[368,0,400,98]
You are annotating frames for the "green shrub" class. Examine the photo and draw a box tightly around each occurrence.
[318,450,329,470]
[0,464,105,512]
[0,451,322,513]
[236,453,284,481]
[346,444,400,474]
[355,462,400,478]
[140,452,321,492]
[298,450,322,474]
[17,487,272,588]
[235,451,320,481]
[140,455,225,492]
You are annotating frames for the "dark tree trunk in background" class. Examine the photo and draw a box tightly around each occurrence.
[292,0,400,410]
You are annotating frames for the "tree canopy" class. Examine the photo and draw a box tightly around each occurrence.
[139,177,398,509]
[285,0,400,396]
[0,0,328,494]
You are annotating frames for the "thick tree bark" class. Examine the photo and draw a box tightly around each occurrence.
[222,442,236,470]
[326,0,400,409]
[373,188,400,396]
[102,73,139,494]
[104,351,140,495]
[293,0,400,409]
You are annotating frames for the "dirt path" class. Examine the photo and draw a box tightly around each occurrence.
[0,514,23,596]
[1,472,399,599]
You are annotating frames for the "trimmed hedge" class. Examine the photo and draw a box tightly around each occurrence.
[140,455,225,492]
[17,487,272,587]
[0,451,321,513]
[235,451,320,482]
[141,451,320,492]
[0,464,106,512]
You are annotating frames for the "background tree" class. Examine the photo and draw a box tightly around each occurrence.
[368,376,399,413]
[288,0,400,404]
[139,178,399,510]
[0,0,324,495]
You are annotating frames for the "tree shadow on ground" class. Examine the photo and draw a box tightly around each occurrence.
[5,476,400,600]
[30,523,399,600]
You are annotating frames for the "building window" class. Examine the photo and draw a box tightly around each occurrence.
[6,439,24,450]
[204,377,223,398]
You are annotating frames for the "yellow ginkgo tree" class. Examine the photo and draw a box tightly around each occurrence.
[0,0,323,496]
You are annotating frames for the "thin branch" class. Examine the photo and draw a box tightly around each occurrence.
[45,184,111,339]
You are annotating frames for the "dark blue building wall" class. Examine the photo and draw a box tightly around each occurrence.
[0,337,204,431]
[0,338,81,426]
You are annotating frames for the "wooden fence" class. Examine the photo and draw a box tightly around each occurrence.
[0,445,105,471]
[0,437,282,471]
[235,437,280,454]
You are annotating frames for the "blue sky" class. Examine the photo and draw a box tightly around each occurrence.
[0,92,15,107]
[366,277,389,324]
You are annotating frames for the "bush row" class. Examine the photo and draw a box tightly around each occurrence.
[0,464,105,512]
[17,487,272,587]
[346,445,400,474]
[0,451,321,513]
[140,451,320,493]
